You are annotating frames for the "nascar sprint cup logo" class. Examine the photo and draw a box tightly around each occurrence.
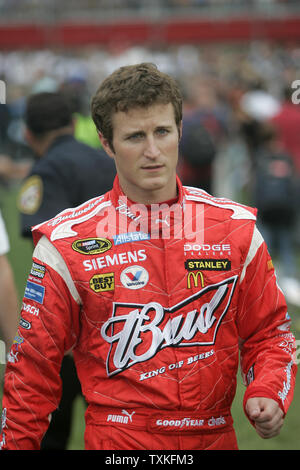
[101,276,238,376]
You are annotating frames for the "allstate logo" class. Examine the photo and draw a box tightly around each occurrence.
[120,265,149,290]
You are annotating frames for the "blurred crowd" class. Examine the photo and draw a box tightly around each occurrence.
[0,0,299,20]
[1,39,300,305]
[0,0,297,9]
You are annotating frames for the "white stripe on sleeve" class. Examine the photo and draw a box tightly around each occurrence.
[33,235,82,305]
[240,226,264,283]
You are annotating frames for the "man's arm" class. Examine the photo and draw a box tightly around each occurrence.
[237,226,297,438]
[1,236,81,450]
[0,255,19,349]
[18,167,74,238]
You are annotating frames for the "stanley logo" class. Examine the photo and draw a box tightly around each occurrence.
[185,259,231,271]
[187,271,205,289]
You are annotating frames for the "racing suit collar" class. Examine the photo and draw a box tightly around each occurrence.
[110,175,186,237]
[110,174,185,208]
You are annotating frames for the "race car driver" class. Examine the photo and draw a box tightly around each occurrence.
[1,63,297,450]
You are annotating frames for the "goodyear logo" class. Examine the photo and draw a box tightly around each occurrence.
[185,259,231,271]
[90,273,115,292]
[187,271,205,289]
[72,238,112,255]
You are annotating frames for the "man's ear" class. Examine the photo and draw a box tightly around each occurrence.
[24,127,34,147]
[178,121,183,141]
[98,131,115,158]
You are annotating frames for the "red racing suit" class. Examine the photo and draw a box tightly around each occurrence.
[1,176,297,450]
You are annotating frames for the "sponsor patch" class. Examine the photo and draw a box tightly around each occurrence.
[83,249,147,271]
[72,238,112,255]
[90,273,115,292]
[187,271,205,289]
[185,259,231,271]
[24,281,45,304]
[19,318,31,330]
[267,259,274,271]
[153,414,227,431]
[120,266,149,290]
[184,243,231,253]
[107,410,135,424]
[30,262,46,279]
[102,276,238,376]
[246,365,254,385]
[13,334,24,346]
[113,232,150,245]
[17,175,43,215]
[22,302,39,317]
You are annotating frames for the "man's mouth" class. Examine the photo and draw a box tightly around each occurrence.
[141,164,164,170]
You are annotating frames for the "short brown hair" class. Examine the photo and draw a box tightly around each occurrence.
[25,92,73,136]
[91,63,182,149]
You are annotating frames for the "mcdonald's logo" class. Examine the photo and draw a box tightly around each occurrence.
[187,271,204,289]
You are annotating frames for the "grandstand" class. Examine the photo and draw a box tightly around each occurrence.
[1,0,300,47]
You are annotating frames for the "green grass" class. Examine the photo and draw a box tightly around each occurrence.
[0,183,299,450]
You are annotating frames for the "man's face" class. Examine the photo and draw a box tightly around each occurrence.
[100,103,181,204]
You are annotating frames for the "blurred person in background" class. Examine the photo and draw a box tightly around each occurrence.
[16,91,116,450]
[60,77,103,150]
[0,209,19,351]
[178,79,228,194]
[0,98,31,187]
[237,80,300,307]
[271,85,300,176]
[251,123,300,305]
[1,63,297,450]
[18,91,116,237]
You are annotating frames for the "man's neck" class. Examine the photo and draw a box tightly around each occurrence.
[34,127,73,157]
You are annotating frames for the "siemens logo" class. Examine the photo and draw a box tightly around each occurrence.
[83,249,147,271]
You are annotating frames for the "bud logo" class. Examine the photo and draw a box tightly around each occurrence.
[101,275,238,376]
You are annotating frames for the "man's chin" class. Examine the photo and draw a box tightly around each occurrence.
[141,176,166,192]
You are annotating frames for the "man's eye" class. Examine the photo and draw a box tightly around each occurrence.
[128,133,144,140]
[156,128,169,135]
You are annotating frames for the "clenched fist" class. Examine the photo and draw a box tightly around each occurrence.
[245,397,284,439]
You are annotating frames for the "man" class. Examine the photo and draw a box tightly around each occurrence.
[1,63,297,450]
[18,91,116,237]
[0,210,19,351]
[16,91,116,450]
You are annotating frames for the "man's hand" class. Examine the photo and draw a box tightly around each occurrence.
[245,397,284,439]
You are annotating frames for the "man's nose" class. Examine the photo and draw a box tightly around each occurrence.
[143,136,160,158]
